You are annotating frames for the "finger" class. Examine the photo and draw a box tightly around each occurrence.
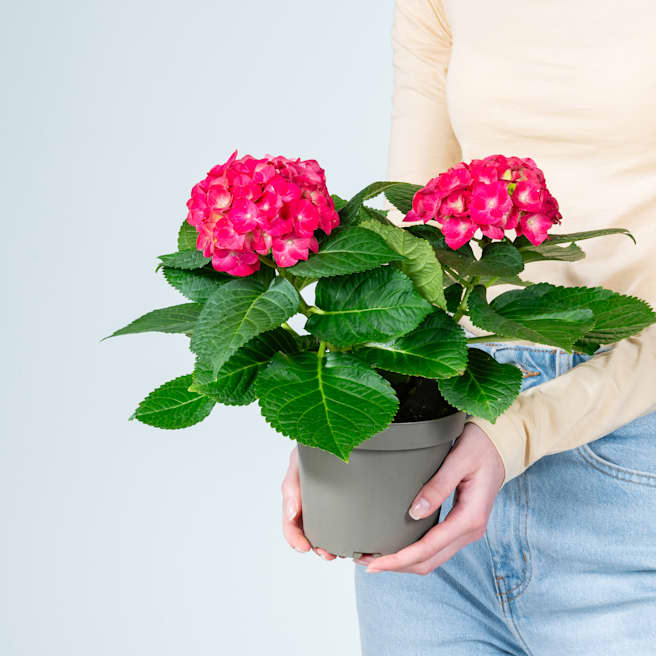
[281,448,301,521]
[408,440,471,521]
[281,449,311,552]
[313,547,338,561]
[354,554,376,565]
[390,529,480,575]
[367,485,490,572]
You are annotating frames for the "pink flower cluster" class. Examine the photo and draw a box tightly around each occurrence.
[404,155,561,249]
[186,151,340,276]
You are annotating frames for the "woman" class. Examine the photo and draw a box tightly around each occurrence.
[281,1,656,653]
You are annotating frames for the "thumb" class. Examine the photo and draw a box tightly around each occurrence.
[408,446,470,520]
[281,449,302,520]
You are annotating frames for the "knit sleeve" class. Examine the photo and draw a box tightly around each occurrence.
[387,0,461,188]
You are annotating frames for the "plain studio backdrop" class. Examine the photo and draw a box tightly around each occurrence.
[0,1,396,654]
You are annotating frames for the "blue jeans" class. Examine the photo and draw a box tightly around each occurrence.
[355,343,656,655]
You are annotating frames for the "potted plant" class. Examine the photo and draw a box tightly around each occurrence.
[108,151,655,557]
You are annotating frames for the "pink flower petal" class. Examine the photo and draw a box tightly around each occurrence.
[441,217,477,249]
[438,189,470,218]
[469,181,512,225]
[512,180,543,212]
[519,212,553,245]
[211,249,260,276]
[272,234,314,267]
[228,198,260,233]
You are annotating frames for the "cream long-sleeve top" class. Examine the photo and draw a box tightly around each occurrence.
[389,0,656,484]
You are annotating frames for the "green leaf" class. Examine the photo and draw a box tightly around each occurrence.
[107,303,202,338]
[359,219,446,308]
[191,328,298,406]
[409,225,477,268]
[158,249,210,270]
[477,274,534,288]
[564,288,656,344]
[384,182,422,215]
[133,374,215,429]
[517,240,585,264]
[572,339,601,355]
[331,194,347,211]
[408,227,525,278]
[190,276,300,376]
[469,242,524,277]
[162,266,231,303]
[356,310,467,379]
[468,284,596,350]
[438,348,522,422]
[287,226,405,278]
[177,221,198,251]
[339,181,404,224]
[540,228,636,246]
[306,268,433,347]
[295,334,321,351]
[444,283,463,313]
[355,205,390,226]
[255,351,399,460]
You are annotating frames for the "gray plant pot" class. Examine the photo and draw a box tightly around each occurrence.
[297,412,465,558]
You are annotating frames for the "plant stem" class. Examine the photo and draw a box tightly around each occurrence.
[452,276,478,322]
[281,322,298,336]
[326,342,351,353]
[258,255,276,268]
[317,341,327,359]
[298,296,323,317]
[442,264,468,287]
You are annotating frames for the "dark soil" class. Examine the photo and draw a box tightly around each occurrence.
[379,372,457,423]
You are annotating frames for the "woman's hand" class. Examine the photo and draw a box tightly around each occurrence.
[281,447,338,561]
[355,423,505,575]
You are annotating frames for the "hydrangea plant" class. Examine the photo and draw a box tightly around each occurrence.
[109,152,656,460]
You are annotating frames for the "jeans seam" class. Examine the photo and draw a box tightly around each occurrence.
[496,578,534,656]
[577,444,656,488]
[497,475,533,600]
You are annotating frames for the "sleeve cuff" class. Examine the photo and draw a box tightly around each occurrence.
[465,412,528,486]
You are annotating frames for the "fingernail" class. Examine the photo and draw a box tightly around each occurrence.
[366,567,381,574]
[293,546,305,553]
[286,499,297,520]
[313,548,329,560]
[409,497,431,520]
[354,559,367,566]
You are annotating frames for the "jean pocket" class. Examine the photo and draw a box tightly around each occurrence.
[488,347,547,392]
[577,412,656,487]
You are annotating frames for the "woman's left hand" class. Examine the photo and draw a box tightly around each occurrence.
[355,423,505,576]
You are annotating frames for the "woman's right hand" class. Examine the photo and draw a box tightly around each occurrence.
[281,447,338,560]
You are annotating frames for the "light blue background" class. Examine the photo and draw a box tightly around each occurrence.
[1,1,395,653]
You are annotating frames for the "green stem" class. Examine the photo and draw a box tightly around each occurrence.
[278,267,321,316]
[258,255,276,269]
[317,341,327,359]
[297,277,316,291]
[297,296,323,317]
[326,342,351,353]
[281,322,299,336]
[452,276,478,323]
[442,265,468,287]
